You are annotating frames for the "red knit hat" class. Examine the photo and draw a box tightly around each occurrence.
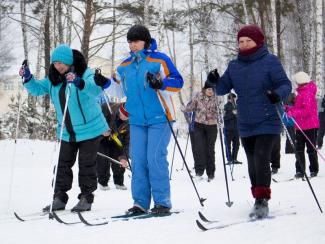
[237,24,265,47]
[119,103,129,118]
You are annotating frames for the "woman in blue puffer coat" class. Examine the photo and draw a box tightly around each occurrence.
[19,44,109,212]
[207,25,292,218]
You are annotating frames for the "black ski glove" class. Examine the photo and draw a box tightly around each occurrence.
[207,69,220,85]
[94,68,110,88]
[266,90,281,104]
[147,72,164,90]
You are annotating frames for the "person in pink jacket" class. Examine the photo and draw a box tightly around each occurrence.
[286,71,319,178]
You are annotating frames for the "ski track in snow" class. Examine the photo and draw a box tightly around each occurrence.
[1,138,325,244]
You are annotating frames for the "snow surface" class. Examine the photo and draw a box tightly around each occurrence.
[1,137,325,244]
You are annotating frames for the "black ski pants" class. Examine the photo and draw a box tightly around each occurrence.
[54,136,101,203]
[295,128,318,174]
[193,122,218,178]
[241,134,280,188]
[224,129,240,162]
[285,126,295,154]
[270,135,281,169]
[317,112,325,148]
[96,138,125,186]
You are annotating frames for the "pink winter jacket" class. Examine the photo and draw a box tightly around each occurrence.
[286,81,319,130]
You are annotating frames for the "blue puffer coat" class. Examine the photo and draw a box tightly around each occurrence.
[216,45,292,137]
[24,68,108,142]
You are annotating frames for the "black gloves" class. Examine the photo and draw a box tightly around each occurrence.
[266,90,281,104]
[94,68,110,88]
[147,72,164,90]
[207,69,220,84]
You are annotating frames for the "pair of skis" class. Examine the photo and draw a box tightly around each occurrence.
[196,211,297,231]
[14,209,182,226]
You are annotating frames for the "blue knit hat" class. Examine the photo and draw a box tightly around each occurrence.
[50,44,73,65]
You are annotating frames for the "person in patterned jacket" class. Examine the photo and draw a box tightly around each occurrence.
[182,81,218,181]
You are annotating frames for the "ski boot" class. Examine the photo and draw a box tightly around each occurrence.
[151,205,171,214]
[71,196,92,212]
[42,197,66,213]
[249,198,269,219]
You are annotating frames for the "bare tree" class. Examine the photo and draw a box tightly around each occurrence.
[295,0,312,73]
[315,0,323,95]
[270,0,278,56]
[111,0,117,75]
[143,0,150,26]
[20,0,28,60]
[241,0,249,24]
[65,0,72,45]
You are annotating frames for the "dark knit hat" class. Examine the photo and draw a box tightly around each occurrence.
[50,44,73,65]
[203,81,215,89]
[127,25,151,49]
[237,24,265,47]
[119,103,129,118]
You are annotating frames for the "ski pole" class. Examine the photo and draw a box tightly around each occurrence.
[276,104,323,213]
[155,90,206,206]
[169,128,178,180]
[49,82,72,215]
[181,112,192,171]
[97,152,131,170]
[216,97,233,207]
[291,117,325,163]
[7,60,27,212]
[223,128,235,181]
[180,131,190,171]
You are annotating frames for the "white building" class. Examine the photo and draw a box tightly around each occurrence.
[0,75,28,116]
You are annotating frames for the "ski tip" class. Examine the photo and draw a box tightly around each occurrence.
[196,220,208,231]
[50,211,63,223]
[198,211,208,222]
[14,212,25,222]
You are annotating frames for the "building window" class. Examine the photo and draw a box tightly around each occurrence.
[3,80,14,91]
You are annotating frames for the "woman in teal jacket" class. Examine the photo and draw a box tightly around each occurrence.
[19,44,108,212]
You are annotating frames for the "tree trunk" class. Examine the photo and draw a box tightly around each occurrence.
[111,0,117,75]
[57,0,64,44]
[43,6,51,113]
[157,0,165,49]
[241,0,249,24]
[65,0,72,45]
[20,0,28,60]
[275,0,282,61]
[270,0,277,55]
[295,0,312,73]
[81,0,93,62]
[188,19,194,99]
[143,0,150,26]
[35,0,51,79]
[315,0,323,95]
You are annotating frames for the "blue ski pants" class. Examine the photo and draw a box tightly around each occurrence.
[130,123,172,210]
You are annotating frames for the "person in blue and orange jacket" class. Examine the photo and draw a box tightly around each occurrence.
[94,25,183,215]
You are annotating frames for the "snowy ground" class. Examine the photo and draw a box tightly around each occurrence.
[1,136,325,244]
